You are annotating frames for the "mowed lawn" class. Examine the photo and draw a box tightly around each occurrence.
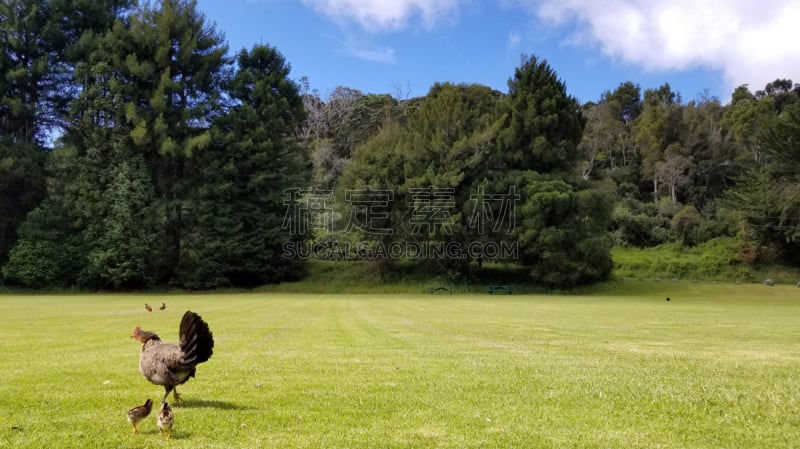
[1,284,799,448]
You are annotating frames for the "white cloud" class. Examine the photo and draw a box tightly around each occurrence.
[303,0,460,31]
[508,31,522,51]
[343,38,397,63]
[520,0,800,94]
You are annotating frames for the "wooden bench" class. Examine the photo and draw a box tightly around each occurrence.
[487,285,512,295]
[426,286,452,295]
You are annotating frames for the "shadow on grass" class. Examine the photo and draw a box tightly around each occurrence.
[178,398,250,410]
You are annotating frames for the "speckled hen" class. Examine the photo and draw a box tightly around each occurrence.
[131,311,214,404]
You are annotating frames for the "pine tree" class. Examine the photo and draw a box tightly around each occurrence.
[72,0,228,285]
[0,0,131,283]
[179,44,309,288]
[492,56,612,286]
[495,55,585,173]
[8,0,230,288]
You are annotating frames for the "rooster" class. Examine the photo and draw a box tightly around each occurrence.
[131,310,214,404]
[145,303,152,312]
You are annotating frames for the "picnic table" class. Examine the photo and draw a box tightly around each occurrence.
[426,285,453,295]
[487,285,512,295]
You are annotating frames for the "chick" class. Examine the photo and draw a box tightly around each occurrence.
[157,401,174,439]
[126,399,153,434]
[145,303,153,312]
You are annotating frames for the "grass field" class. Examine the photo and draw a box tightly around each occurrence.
[1,283,799,448]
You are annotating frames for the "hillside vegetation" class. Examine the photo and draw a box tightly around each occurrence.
[2,1,799,291]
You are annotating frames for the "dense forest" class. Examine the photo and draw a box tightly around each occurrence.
[1,0,799,290]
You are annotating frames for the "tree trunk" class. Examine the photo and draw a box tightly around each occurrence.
[653,177,659,203]
[670,181,677,204]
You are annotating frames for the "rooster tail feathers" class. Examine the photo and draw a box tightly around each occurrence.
[179,310,214,365]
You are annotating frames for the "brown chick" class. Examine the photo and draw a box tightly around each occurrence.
[126,398,153,434]
[157,401,174,439]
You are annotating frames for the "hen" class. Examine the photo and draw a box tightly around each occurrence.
[131,310,214,404]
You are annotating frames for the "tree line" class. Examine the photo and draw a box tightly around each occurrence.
[293,74,800,285]
[1,0,306,289]
[1,0,798,289]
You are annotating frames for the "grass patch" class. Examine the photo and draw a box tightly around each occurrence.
[257,259,533,294]
[612,238,800,284]
[1,286,799,448]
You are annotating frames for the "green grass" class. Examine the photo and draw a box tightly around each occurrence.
[611,239,800,284]
[255,259,534,294]
[1,285,799,448]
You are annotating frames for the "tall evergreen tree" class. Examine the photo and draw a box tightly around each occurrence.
[180,44,309,288]
[8,0,230,288]
[0,138,45,268]
[116,0,228,281]
[72,0,228,284]
[495,55,585,173]
[0,0,132,143]
[494,56,612,286]
[0,0,131,280]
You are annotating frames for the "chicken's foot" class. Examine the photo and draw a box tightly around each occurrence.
[161,387,183,405]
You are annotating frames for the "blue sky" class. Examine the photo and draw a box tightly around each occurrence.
[196,0,799,104]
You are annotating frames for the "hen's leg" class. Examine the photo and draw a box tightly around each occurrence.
[162,386,173,404]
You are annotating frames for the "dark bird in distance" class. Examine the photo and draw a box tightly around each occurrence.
[159,302,166,311]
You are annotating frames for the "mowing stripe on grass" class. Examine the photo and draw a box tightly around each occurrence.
[0,286,798,448]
